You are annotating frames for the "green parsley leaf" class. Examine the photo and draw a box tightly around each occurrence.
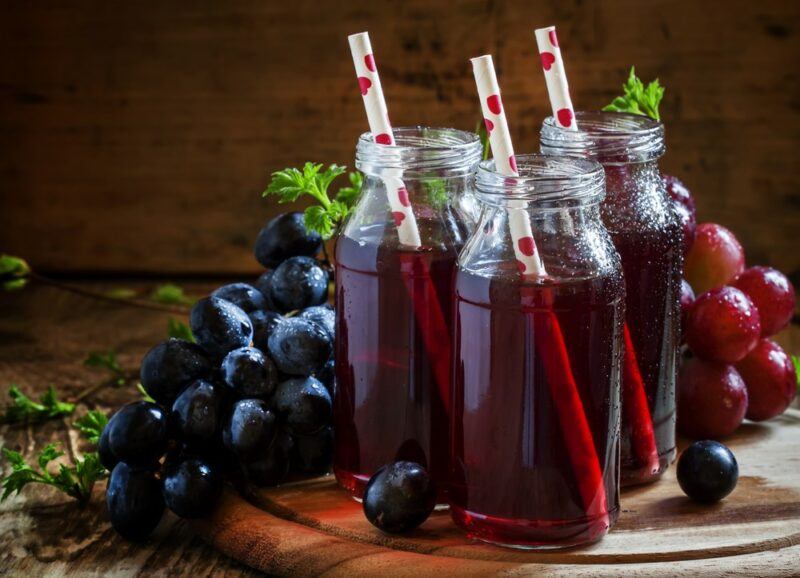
[73,410,109,445]
[72,452,106,500]
[315,164,347,196]
[167,317,195,342]
[1,444,106,506]
[266,163,336,205]
[335,171,363,207]
[38,444,63,471]
[150,283,194,306]
[83,350,125,386]
[603,67,665,121]
[0,255,31,291]
[136,383,156,403]
[792,355,800,395]
[2,385,76,424]
[264,163,357,240]
[424,179,448,210]
[304,205,336,240]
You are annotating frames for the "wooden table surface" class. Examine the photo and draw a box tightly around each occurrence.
[0,280,261,576]
[1,279,798,576]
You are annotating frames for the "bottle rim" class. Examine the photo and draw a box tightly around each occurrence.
[475,154,606,207]
[356,126,483,178]
[540,111,665,165]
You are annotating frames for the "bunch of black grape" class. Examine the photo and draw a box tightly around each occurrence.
[101,213,335,541]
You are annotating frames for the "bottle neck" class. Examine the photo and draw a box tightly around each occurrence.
[462,201,620,282]
[355,126,482,180]
[540,111,665,166]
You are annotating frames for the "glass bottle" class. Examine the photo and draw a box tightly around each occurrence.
[541,111,682,486]
[450,154,624,548]
[334,126,482,501]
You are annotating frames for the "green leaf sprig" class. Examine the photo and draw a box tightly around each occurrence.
[792,355,800,395]
[0,255,31,291]
[263,163,362,240]
[424,179,448,210]
[1,444,106,507]
[136,383,156,403]
[167,318,195,342]
[83,350,125,386]
[150,283,194,306]
[2,385,75,424]
[73,410,109,445]
[603,67,665,121]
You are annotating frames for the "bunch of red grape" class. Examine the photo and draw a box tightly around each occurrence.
[667,176,798,440]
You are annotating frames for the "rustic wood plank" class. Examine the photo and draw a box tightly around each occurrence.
[0,281,258,576]
[0,1,798,280]
[194,409,800,574]
[1,280,798,575]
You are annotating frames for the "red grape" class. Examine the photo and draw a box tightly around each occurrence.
[684,223,745,295]
[733,266,796,337]
[735,339,797,421]
[674,202,697,255]
[663,176,697,254]
[677,357,748,439]
[680,279,695,342]
[661,175,697,255]
[685,286,761,363]
[663,175,696,215]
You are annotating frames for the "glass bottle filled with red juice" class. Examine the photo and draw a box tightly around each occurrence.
[450,155,624,548]
[334,127,482,501]
[541,112,682,486]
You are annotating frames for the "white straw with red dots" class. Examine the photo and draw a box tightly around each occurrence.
[534,26,576,130]
[348,32,421,248]
[471,55,545,276]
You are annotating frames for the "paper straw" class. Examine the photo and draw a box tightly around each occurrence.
[470,54,609,524]
[534,26,660,479]
[348,32,421,248]
[348,32,452,416]
[471,55,544,277]
[534,26,576,130]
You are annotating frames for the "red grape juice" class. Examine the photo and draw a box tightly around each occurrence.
[604,166,682,485]
[450,268,623,548]
[334,227,458,501]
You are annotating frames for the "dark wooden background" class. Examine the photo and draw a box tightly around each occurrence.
[1,0,798,278]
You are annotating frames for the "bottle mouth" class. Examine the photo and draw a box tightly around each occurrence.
[356,126,483,178]
[540,111,665,165]
[475,154,606,208]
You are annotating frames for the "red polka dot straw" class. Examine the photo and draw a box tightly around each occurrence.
[348,32,421,247]
[471,54,544,276]
[348,32,451,414]
[534,26,576,131]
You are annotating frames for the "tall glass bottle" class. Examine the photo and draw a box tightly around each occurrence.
[541,112,682,486]
[334,127,482,500]
[450,154,624,548]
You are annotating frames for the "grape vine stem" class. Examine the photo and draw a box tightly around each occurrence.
[28,273,191,314]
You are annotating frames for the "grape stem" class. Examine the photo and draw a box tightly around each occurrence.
[28,273,190,314]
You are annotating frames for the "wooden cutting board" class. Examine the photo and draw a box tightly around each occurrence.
[193,409,800,576]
